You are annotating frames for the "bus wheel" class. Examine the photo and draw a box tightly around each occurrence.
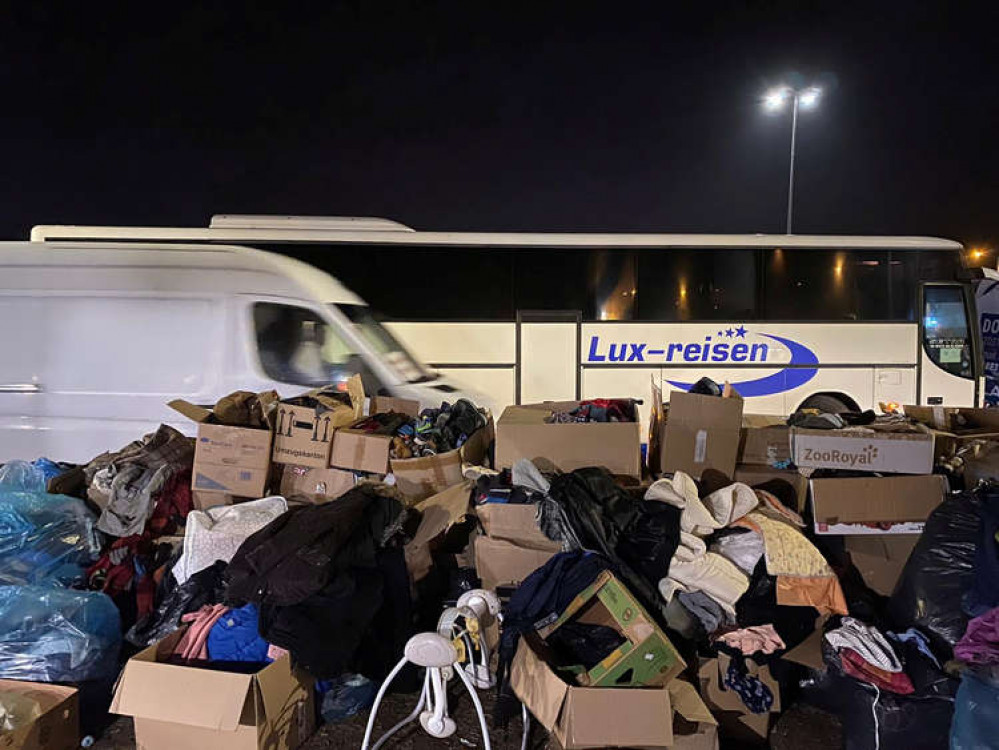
[797,392,859,415]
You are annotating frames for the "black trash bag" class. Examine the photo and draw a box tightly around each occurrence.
[616,500,681,586]
[545,621,628,672]
[798,651,958,750]
[889,492,980,655]
[125,560,227,648]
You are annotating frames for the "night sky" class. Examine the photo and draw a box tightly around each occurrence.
[3,3,996,247]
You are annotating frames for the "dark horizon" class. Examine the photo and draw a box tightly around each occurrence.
[3,3,997,252]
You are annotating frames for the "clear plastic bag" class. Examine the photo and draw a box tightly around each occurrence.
[0,585,121,682]
[0,460,101,586]
[951,669,999,750]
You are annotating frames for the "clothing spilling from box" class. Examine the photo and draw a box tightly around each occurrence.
[3,381,999,749]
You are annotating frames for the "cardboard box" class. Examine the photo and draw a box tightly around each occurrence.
[698,655,780,743]
[790,426,934,474]
[272,379,364,468]
[476,503,561,551]
[329,427,394,474]
[474,535,557,590]
[495,401,641,478]
[738,415,791,466]
[192,490,236,510]
[369,396,420,418]
[170,400,274,498]
[903,405,999,460]
[669,679,720,750]
[659,391,744,480]
[391,416,494,502]
[279,464,356,503]
[538,570,685,688]
[810,474,946,535]
[732,465,809,513]
[404,482,474,582]
[111,628,315,750]
[511,636,673,749]
[0,679,78,750]
[844,535,918,596]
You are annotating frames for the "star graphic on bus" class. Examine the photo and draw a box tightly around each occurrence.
[725,328,734,337]
[735,325,747,338]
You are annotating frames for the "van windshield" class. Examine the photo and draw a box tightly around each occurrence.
[335,304,434,383]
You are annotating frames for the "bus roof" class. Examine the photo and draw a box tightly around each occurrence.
[30,215,964,251]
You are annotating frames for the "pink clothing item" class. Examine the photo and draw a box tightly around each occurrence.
[267,644,290,662]
[174,604,229,661]
[714,624,786,655]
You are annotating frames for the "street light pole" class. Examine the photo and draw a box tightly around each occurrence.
[786,92,799,234]
[763,84,820,235]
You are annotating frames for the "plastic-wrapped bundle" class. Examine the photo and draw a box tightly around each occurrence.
[0,461,101,586]
[0,585,121,682]
[889,492,980,655]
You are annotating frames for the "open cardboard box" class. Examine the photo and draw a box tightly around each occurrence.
[169,395,276,498]
[790,426,934,474]
[0,679,79,750]
[732,465,808,513]
[538,570,685,688]
[810,474,947,535]
[391,414,494,503]
[111,627,315,750]
[495,401,641,478]
[511,635,713,750]
[903,404,999,460]
[738,414,791,466]
[329,425,394,474]
[369,396,420,418]
[654,385,744,480]
[404,481,474,582]
[844,535,919,596]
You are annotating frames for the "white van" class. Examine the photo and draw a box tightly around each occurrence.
[0,241,483,463]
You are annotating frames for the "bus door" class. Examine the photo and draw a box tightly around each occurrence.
[919,282,981,406]
[516,310,581,404]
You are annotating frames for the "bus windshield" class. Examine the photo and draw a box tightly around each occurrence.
[335,304,434,383]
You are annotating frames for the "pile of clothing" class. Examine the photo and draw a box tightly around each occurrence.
[544,398,639,424]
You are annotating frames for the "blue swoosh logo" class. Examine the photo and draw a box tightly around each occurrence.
[666,333,818,397]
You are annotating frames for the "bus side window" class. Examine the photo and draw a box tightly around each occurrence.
[923,285,973,378]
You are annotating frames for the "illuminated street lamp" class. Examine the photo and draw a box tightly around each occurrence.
[763,85,822,234]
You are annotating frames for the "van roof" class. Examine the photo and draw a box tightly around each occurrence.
[0,241,365,305]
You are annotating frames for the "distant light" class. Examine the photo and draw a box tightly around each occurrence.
[763,88,788,111]
[971,248,986,260]
[799,87,821,109]
[925,316,939,328]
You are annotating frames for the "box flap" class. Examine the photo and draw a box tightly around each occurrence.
[668,680,717,726]
[510,638,569,733]
[561,685,673,749]
[168,399,213,423]
[111,643,255,731]
[409,482,473,547]
[811,475,945,525]
[253,653,309,728]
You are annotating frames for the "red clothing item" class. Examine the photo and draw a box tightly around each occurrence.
[840,647,914,694]
[148,469,193,536]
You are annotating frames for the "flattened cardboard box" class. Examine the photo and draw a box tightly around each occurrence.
[790,426,934,474]
[476,503,561,551]
[511,636,714,750]
[0,679,78,750]
[738,415,791,466]
[404,482,474,582]
[698,655,780,743]
[392,416,494,502]
[474,535,557,590]
[660,391,744,480]
[111,628,315,750]
[279,464,356,503]
[495,401,641,478]
[810,474,946,535]
[844,535,918,596]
